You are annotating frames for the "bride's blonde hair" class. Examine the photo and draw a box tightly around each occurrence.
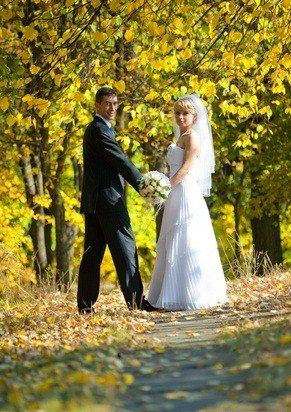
[173,98,197,121]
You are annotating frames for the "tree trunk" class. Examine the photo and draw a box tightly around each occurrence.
[51,189,77,289]
[251,211,283,275]
[48,123,78,289]
[233,198,241,262]
[71,157,83,196]
[250,165,283,275]
[20,152,48,279]
[44,214,54,267]
[29,211,48,279]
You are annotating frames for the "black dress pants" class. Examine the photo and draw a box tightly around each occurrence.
[77,211,144,311]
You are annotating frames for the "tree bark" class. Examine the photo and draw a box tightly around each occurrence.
[44,212,54,267]
[250,164,283,275]
[29,213,48,278]
[233,197,241,262]
[49,125,78,289]
[20,152,48,279]
[71,157,83,196]
[50,189,77,289]
[251,211,283,274]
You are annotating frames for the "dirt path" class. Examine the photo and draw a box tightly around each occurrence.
[117,310,288,412]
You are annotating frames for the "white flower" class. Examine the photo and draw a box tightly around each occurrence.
[139,170,171,205]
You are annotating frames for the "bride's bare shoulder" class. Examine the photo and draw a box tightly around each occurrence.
[190,129,199,139]
[182,131,200,154]
[187,130,200,146]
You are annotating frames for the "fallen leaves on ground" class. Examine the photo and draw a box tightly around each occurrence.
[216,270,291,400]
[0,287,156,411]
[121,269,290,409]
[221,318,291,397]
[0,269,290,410]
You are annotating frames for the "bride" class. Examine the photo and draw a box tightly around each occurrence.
[147,94,227,311]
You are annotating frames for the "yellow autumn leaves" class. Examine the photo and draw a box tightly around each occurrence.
[22,25,38,41]
[0,287,149,411]
[22,94,51,117]
[1,249,290,410]
[0,96,9,111]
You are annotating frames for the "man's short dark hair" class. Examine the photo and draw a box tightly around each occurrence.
[95,87,117,103]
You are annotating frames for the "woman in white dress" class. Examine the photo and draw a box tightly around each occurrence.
[147,94,227,311]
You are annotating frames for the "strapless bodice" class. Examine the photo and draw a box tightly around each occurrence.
[167,143,198,179]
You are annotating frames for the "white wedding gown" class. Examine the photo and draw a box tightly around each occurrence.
[147,143,227,311]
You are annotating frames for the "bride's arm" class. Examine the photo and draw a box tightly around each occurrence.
[170,132,200,186]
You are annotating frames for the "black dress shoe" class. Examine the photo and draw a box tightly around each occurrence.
[141,299,160,312]
[79,308,96,315]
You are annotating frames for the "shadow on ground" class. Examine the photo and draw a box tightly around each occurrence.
[118,306,290,412]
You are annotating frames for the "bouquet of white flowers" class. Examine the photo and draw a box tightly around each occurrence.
[139,171,171,205]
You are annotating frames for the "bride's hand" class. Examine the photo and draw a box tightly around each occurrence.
[170,176,181,186]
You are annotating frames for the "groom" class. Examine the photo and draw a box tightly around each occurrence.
[77,86,157,313]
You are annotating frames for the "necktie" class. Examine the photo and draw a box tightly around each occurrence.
[109,126,115,141]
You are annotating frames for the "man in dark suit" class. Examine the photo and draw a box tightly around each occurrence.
[77,87,157,313]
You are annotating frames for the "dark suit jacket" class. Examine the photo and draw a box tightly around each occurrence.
[80,115,142,214]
